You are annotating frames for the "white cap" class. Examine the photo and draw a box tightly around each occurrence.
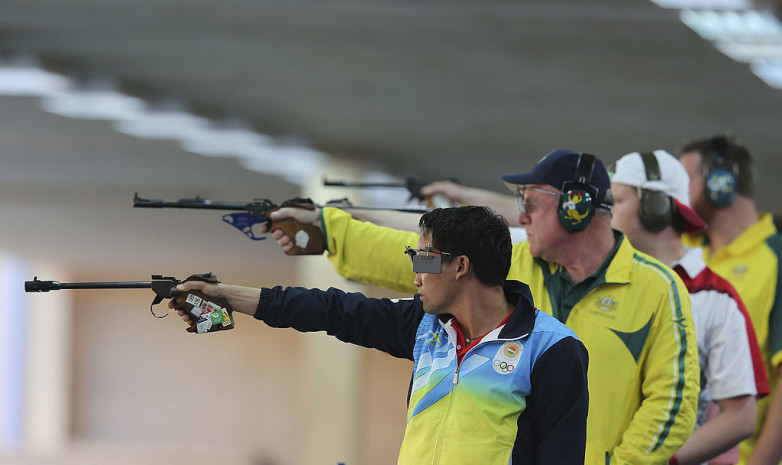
[612,149,707,233]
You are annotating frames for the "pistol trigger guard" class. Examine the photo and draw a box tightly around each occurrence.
[150,295,168,319]
[222,213,268,241]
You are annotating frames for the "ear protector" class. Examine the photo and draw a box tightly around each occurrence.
[705,136,738,207]
[559,153,597,233]
[638,152,674,232]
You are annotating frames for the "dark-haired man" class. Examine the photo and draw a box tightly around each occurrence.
[174,206,589,464]
[267,149,700,464]
[679,135,782,465]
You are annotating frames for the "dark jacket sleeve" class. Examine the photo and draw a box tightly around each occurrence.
[514,336,589,464]
[256,286,423,360]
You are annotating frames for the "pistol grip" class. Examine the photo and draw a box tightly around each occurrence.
[269,217,325,255]
[267,200,324,255]
[172,273,235,334]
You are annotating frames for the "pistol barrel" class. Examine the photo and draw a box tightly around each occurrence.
[25,277,153,292]
[25,278,60,292]
[323,179,406,189]
[133,193,248,211]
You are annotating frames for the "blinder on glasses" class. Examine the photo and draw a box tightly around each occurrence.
[404,246,455,274]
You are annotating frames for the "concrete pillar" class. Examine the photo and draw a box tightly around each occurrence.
[0,256,72,452]
[24,261,73,452]
[297,161,367,465]
[0,254,29,450]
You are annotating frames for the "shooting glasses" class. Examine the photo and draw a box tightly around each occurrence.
[513,185,561,214]
[404,246,455,274]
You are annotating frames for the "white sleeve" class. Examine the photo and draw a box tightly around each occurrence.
[510,227,527,244]
[694,290,757,400]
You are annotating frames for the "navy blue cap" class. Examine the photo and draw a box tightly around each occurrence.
[501,149,612,210]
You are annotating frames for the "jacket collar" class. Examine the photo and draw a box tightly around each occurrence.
[434,280,537,340]
[670,246,707,279]
[685,212,777,257]
[498,280,536,339]
[539,230,632,287]
[601,231,635,285]
[718,212,776,256]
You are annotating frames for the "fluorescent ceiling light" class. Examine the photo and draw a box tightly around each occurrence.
[180,125,273,157]
[650,0,751,10]
[114,108,210,140]
[0,64,70,97]
[751,62,782,88]
[716,42,782,62]
[42,88,146,120]
[1,58,336,185]
[681,9,782,42]
[663,1,782,92]
[238,143,325,185]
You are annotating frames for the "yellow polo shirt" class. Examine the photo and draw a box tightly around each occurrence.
[684,212,782,464]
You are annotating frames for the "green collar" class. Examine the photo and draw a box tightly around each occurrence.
[539,231,625,323]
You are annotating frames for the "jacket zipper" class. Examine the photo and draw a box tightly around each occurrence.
[431,323,529,463]
[431,375,457,464]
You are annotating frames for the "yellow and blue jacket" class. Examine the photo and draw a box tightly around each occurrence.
[321,207,699,465]
[684,212,782,464]
[256,280,589,464]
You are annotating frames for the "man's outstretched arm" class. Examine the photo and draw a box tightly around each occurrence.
[172,279,420,360]
[260,205,420,294]
[421,181,520,226]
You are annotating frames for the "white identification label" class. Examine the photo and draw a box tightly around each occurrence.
[294,230,310,248]
[186,293,203,307]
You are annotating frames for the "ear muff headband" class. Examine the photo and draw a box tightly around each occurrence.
[559,153,597,233]
[705,136,738,207]
[638,152,674,232]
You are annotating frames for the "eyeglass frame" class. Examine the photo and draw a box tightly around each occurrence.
[404,245,456,274]
[513,185,562,214]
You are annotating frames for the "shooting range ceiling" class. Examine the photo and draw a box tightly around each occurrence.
[1,0,782,272]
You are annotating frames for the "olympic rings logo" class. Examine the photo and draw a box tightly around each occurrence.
[493,360,515,373]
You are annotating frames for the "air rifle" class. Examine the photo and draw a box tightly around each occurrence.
[25,272,234,334]
[133,193,427,255]
[323,177,459,209]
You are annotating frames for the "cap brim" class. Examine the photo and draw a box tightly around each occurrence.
[673,199,707,233]
[500,172,546,190]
